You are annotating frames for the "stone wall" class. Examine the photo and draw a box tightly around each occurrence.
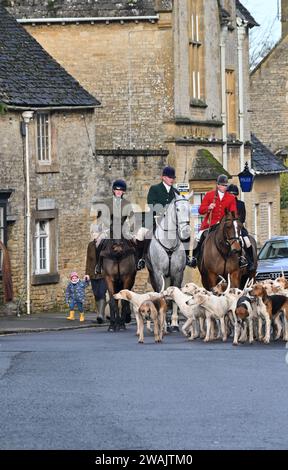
[250,36,288,153]
[24,21,173,150]
[281,208,288,235]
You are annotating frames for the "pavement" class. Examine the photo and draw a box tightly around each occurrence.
[0,311,109,335]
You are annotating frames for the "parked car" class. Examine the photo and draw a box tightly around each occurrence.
[256,236,288,281]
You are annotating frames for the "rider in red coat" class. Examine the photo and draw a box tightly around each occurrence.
[191,174,237,267]
[199,182,237,230]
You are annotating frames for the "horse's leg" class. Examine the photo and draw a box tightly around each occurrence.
[207,272,219,290]
[121,273,136,325]
[230,270,241,288]
[105,276,118,331]
[169,270,184,331]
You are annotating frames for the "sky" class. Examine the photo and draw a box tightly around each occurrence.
[241,0,281,48]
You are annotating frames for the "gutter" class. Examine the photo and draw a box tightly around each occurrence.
[18,15,159,24]
[5,105,100,111]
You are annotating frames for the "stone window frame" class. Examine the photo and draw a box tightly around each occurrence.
[188,0,206,105]
[34,111,59,174]
[32,209,59,285]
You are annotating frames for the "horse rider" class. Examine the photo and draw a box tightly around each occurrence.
[94,179,136,273]
[227,183,254,272]
[136,165,193,269]
[191,174,240,267]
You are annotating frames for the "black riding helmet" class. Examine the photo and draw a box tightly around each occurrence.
[227,184,239,196]
[112,179,127,192]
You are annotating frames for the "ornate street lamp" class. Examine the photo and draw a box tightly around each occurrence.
[238,162,254,192]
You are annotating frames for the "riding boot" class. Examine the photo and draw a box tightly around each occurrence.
[96,298,106,324]
[191,244,200,268]
[136,239,150,270]
[185,250,194,268]
[245,246,254,272]
[136,240,145,270]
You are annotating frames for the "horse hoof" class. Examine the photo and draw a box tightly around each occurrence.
[97,316,104,324]
[171,326,179,332]
[119,323,126,330]
[107,325,115,332]
[166,325,172,333]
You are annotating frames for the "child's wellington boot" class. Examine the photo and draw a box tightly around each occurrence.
[79,313,85,322]
[67,310,75,320]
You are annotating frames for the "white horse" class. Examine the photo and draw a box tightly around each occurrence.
[146,193,193,331]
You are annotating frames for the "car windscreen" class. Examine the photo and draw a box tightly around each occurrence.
[258,240,288,260]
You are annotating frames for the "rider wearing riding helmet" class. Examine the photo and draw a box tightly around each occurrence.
[137,165,193,268]
[191,174,238,267]
[227,183,254,271]
[95,179,135,273]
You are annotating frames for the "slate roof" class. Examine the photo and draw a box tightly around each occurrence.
[251,134,288,174]
[189,149,231,181]
[0,5,99,108]
[236,0,259,28]
[5,0,157,19]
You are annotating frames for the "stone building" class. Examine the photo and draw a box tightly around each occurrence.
[249,0,288,242]
[0,4,99,312]
[2,0,283,308]
[6,1,257,219]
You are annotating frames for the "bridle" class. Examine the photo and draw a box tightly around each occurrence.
[223,218,242,253]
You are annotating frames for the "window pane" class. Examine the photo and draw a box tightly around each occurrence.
[35,219,50,273]
[37,113,50,162]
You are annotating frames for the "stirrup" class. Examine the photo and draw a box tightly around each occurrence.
[137,258,145,271]
[186,256,194,268]
[190,256,198,268]
[239,256,248,268]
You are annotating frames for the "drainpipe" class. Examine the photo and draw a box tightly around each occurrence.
[237,20,247,175]
[22,110,34,315]
[220,25,228,170]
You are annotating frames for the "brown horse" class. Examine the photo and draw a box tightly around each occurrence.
[101,239,136,331]
[198,209,257,290]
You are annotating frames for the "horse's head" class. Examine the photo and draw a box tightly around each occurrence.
[222,209,242,254]
[173,195,191,241]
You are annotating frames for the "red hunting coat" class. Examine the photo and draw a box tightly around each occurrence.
[199,190,237,230]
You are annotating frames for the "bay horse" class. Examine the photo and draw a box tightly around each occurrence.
[198,209,257,290]
[146,192,193,331]
[101,239,137,331]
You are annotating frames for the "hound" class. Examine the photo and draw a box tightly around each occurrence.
[137,299,167,343]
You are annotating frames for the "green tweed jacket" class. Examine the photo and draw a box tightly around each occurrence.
[147,182,179,210]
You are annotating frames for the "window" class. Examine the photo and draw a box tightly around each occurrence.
[36,112,51,163]
[34,220,50,274]
[225,70,236,136]
[32,209,59,285]
[192,192,205,234]
[188,0,204,101]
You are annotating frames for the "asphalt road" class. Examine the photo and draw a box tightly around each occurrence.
[0,326,288,450]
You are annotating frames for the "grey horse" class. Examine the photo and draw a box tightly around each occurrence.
[146,192,193,330]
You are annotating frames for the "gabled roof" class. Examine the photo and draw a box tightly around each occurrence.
[251,134,288,174]
[5,0,157,19]
[189,149,231,181]
[0,5,99,108]
[236,0,259,28]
